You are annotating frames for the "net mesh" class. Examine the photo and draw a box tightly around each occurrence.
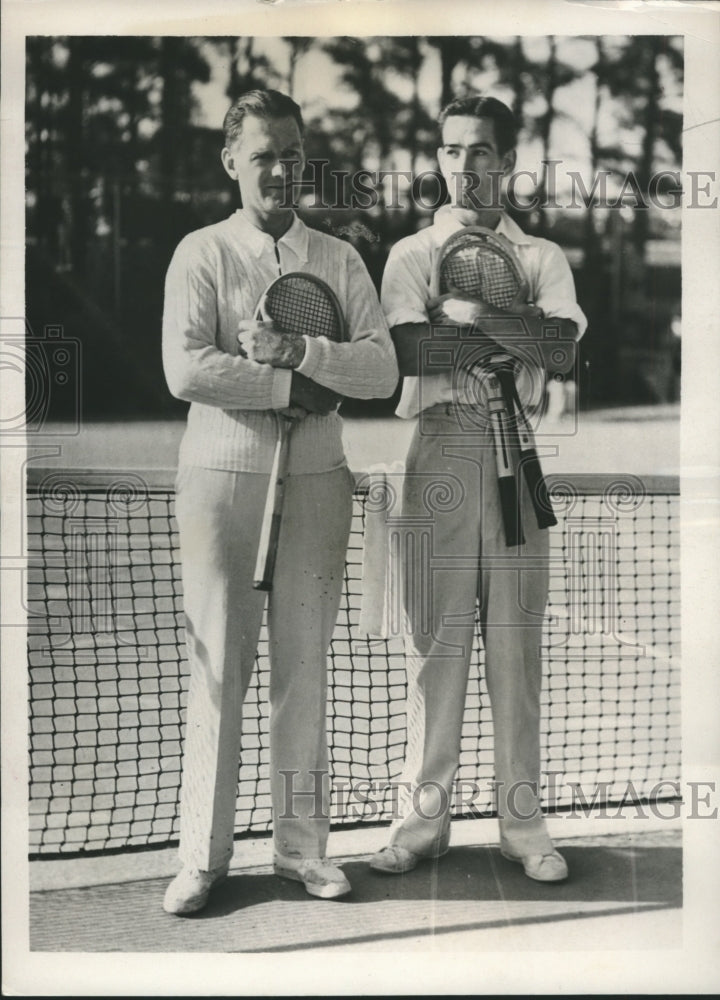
[439,235,523,309]
[27,470,680,856]
[262,275,344,341]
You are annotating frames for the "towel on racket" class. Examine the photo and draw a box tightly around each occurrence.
[357,461,407,639]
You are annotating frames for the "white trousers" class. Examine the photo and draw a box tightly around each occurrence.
[390,406,555,858]
[174,464,354,870]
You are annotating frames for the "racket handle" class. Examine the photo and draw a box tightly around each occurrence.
[515,409,558,530]
[489,407,524,548]
[520,454,557,529]
[488,377,524,548]
[497,472,525,548]
[253,420,292,592]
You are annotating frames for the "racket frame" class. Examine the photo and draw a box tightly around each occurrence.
[431,225,529,304]
[255,272,347,343]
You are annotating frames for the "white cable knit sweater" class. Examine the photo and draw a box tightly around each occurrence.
[162,211,398,474]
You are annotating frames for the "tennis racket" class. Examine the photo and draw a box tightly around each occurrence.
[495,365,557,533]
[432,225,555,544]
[485,367,524,547]
[252,272,347,592]
[432,225,528,306]
[513,390,557,530]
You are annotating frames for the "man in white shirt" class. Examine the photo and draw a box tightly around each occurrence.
[372,95,586,882]
[162,89,398,914]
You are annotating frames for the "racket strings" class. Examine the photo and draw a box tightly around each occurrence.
[439,240,522,310]
[265,278,343,341]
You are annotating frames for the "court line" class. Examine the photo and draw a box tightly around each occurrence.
[30,812,682,892]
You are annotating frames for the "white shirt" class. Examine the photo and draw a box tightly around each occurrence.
[163,211,398,472]
[381,207,588,419]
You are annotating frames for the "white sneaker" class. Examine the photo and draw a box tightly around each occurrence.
[501,848,569,882]
[162,864,229,915]
[369,844,421,874]
[273,854,351,899]
[369,822,451,876]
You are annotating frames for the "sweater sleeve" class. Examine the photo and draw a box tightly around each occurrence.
[294,244,399,400]
[162,234,291,410]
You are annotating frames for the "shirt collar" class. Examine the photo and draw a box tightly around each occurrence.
[432,205,532,246]
[231,210,309,264]
[494,212,533,246]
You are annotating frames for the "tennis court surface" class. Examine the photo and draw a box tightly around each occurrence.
[30,820,681,953]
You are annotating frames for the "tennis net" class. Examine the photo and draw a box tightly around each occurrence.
[27,468,680,856]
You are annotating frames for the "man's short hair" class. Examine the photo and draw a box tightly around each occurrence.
[223,89,305,146]
[438,95,517,155]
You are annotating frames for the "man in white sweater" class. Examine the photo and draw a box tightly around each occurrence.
[162,89,398,914]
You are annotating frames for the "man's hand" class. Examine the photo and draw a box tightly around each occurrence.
[287,371,341,416]
[427,286,543,327]
[427,291,488,327]
[237,320,306,368]
[511,299,544,319]
[425,292,503,356]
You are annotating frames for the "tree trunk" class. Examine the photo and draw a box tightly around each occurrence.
[511,37,525,123]
[435,37,465,108]
[535,36,557,236]
[159,37,180,213]
[631,37,662,258]
[66,38,89,275]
